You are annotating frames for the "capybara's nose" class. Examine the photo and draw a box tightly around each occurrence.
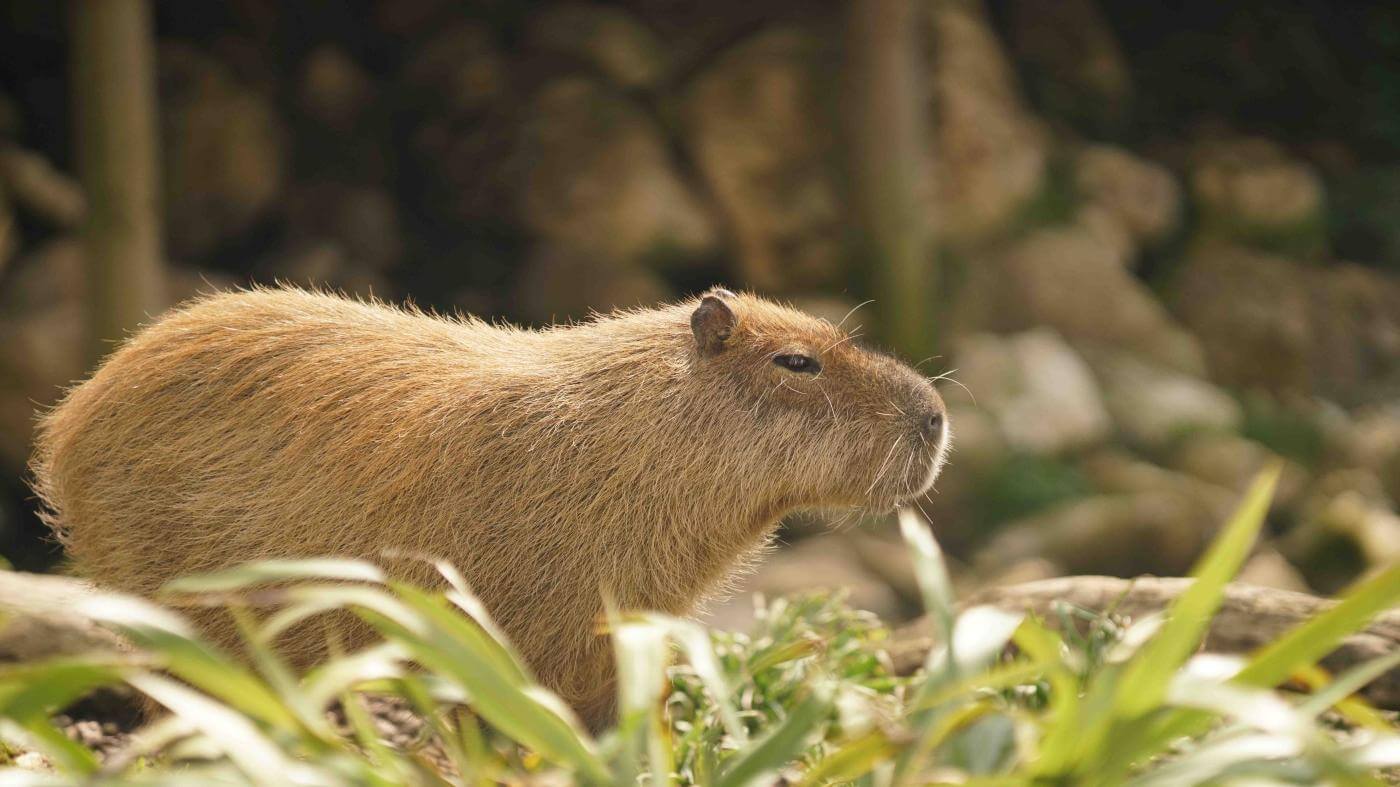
[920,410,945,443]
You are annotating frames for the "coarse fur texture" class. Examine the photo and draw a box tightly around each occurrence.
[31,286,948,725]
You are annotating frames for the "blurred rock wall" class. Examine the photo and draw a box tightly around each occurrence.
[0,1,1397,601]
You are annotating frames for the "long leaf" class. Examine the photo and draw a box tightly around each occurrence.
[1115,464,1280,719]
[162,558,385,594]
[355,593,611,783]
[1238,561,1400,691]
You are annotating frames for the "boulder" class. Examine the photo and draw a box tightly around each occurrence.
[298,45,375,131]
[973,487,1228,578]
[528,3,669,89]
[1088,351,1242,447]
[159,43,285,258]
[1345,405,1400,501]
[1074,144,1180,248]
[256,241,391,302]
[951,329,1111,454]
[1170,431,1307,508]
[518,77,717,267]
[1237,546,1311,594]
[955,226,1207,374]
[402,22,506,117]
[1169,243,1400,401]
[514,244,673,324]
[284,182,402,272]
[929,0,1047,244]
[683,28,843,289]
[0,143,86,228]
[1190,136,1326,257]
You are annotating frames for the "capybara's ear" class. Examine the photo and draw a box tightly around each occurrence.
[691,294,735,356]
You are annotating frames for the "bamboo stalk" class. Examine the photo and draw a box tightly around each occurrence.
[70,0,165,367]
[844,0,936,358]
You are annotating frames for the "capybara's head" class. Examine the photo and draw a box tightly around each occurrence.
[688,288,949,512]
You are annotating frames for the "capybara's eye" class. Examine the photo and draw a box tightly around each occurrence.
[773,354,821,374]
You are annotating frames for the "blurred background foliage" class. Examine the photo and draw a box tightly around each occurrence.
[0,0,1397,630]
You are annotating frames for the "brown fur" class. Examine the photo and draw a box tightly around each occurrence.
[30,286,948,724]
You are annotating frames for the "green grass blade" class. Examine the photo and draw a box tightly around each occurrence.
[1237,561,1400,691]
[897,507,956,653]
[1115,465,1280,718]
[653,616,746,744]
[1297,650,1400,718]
[77,595,303,731]
[716,685,833,787]
[795,729,898,786]
[301,642,410,710]
[356,594,612,783]
[127,673,319,785]
[390,582,534,686]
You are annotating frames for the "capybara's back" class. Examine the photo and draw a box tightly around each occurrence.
[32,286,949,724]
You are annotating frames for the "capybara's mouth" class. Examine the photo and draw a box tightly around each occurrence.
[897,425,950,503]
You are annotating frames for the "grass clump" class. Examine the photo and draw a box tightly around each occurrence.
[2,468,1400,784]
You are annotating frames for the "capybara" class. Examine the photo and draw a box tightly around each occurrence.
[31,286,949,724]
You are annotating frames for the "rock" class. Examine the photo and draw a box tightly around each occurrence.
[518,77,717,267]
[1170,431,1307,508]
[1078,449,1239,522]
[951,330,1111,454]
[1191,136,1326,257]
[298,45,374,130]
[684,28,842,290]
[0,143,86,228]
[1283,469,1398,591]
[955,226,1207,374]
[529,3,669,89]
[929,0,1047,244]
[941,402,1005,472]
[1293,469,1400,568]
[1237,547,1311,594]
[514,245,673,324]
[1088,351,1242,447]
[257,241,391,301]
[1345,405,1400,500]
[159,43,285,258]
[402,22,506,117]
[284,182,402,271]
[1169,243,1400,401]
[13,752,48,771]
[701,535,905,630]
[1169,243,1312,393]
[974,487,1227,578]
[1004,0,1132,134]
[1329,164,1400,274]
[1074,144,1180,248]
